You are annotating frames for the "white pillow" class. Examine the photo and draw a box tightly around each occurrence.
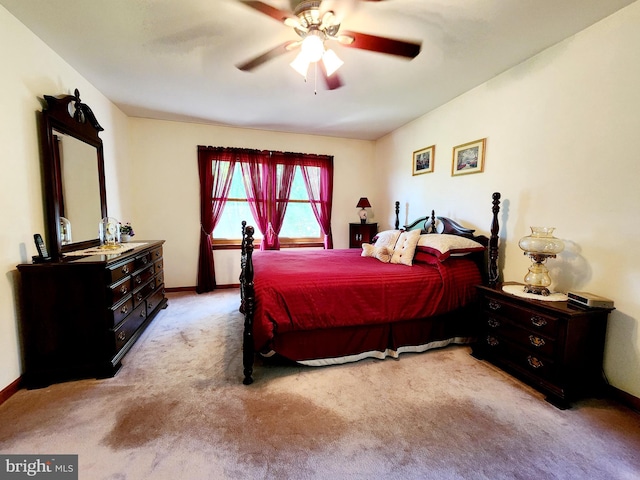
[390,229,421,266]
[417,234,485,261]
[373,230,401,251]
[361,243,392,263]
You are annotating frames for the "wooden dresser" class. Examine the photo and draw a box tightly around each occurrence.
[17,240,167,388]
[473,282,613,409]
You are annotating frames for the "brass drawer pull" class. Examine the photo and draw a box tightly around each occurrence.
[136,293,143,301]
[141,257,149,265]
[120,285,128,294]
[488,300,501,311]
[135,275,142,284]
[140,310,146,318]
[120,305,129,315]
[117,331,126,342]
[529,335,545,347]
[486,336,499,347]
[122,265,129,274]
[527,356,543,369]
[487,318,500,328]
[531,316,547,328]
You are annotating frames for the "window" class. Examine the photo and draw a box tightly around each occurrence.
[208,152,331,248]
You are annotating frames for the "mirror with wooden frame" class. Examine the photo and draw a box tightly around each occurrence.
[39,89,107,260]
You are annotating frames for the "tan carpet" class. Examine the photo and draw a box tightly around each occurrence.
[1,290,639,479]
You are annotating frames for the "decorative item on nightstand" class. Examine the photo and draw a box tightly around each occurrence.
[518,227,564,296]
[356,197,371,224]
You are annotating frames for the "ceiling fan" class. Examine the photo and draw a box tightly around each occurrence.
[236,0,422,90]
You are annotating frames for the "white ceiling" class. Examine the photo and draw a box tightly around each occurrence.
[2,0,635,140]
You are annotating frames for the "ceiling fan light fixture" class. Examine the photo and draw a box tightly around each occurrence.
[322,48,343,77]
[300,31,325,62]
[290,52,311,78]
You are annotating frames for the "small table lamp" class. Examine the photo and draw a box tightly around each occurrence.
[518,227,564,296]
[356,197,371,224]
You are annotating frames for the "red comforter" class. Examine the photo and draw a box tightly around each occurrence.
[252,249,481,352]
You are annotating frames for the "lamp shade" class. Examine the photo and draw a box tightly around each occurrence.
[356,197,371,209]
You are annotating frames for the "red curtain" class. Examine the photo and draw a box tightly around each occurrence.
[197,146,236,293]
[300,154,334,249]
[238,150,271,249]
[268,153,297,250]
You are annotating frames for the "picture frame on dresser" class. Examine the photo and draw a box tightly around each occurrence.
[412,145,435,175]
[452,138,486,176]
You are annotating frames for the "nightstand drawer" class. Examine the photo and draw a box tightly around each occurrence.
[481,334,556,382]
[483,296,559,338]
[483,316,556,357]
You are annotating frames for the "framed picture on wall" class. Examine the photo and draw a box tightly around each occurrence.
[412,145,435,175]
[452,138,486,176]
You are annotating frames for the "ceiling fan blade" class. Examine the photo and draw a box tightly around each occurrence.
[320,62,343,90]
[237,41,295,71]
[240,1,293,24]
[338,31,421,59]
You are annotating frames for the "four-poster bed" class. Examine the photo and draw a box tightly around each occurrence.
[239,192,501,384]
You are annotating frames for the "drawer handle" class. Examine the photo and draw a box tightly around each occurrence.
[136,293,143,301]
[122,265,129,274]
[155,251,161,258]
[140,310,146,318]
[141,257,149,265]
[135,275,142,284]
[487,318,500,328]
[120,305,129,315]
[117,331,126,341]
[529,335,546,348]
[120,285,128,294]
[488,300,501,311]
[527,356,543,369]
[150,283,156,290]
[486,335,499,347]
[531,316,547,328]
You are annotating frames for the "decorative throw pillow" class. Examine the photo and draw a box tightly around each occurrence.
[417,234,485,261]
[390,229,421,266]
[361,243,392,263]
[372,229,401,252]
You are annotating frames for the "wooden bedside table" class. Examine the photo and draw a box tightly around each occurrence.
[473,282,614,409]
[349,223,377,248]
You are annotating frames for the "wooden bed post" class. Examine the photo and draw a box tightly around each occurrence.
[488,192,501,287]
[394,201,400,229]
[240,223,255,385]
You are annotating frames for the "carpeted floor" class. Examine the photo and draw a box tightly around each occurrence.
[1,290,639,479]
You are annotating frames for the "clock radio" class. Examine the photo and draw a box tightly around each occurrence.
[567,291,614,309]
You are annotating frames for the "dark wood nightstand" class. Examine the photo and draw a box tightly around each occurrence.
[349,223,378,248]
[473,282,614,409]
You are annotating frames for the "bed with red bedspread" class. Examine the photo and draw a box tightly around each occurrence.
[239,193,501,384]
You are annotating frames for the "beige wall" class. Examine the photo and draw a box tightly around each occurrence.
[376,1,640,398]
[0,6,132,390]
[128,118,376,287]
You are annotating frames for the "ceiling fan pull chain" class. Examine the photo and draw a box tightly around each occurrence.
[314,61,318,95]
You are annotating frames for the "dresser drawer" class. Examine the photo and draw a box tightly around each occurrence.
[108,277,132,305]
[483,315,556,357]
[132,264,154,290]
[109,296,134,328]
[146,286,165,315]
[483,296,560,338]
[154,258,164,274]
[151,247,163,262]
[113,302,147,352]
[133,278,157,306]
[108,260,136,284]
